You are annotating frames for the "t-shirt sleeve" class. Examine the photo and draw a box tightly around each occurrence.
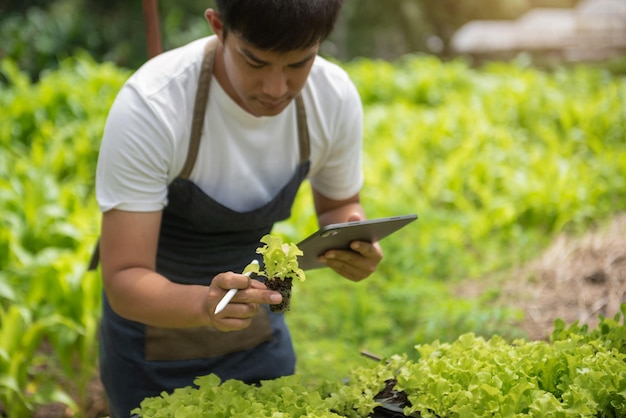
[95,85,174,213]
[308,73,364,201]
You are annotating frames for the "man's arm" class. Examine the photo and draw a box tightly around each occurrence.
[312,189,383,281]
[99,209,281,330]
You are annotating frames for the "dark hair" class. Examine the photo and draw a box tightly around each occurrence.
[215,0,343,52]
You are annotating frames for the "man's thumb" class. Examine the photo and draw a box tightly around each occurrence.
[347,212,363,223]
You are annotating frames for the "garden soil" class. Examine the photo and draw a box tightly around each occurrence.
[266,276,294,312]
[456,212,626,341]
[29,213,626,417]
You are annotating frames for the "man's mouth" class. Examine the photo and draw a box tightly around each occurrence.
[259,100,283,109]
[258,96,289,110]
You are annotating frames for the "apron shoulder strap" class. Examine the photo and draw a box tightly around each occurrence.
[88,39,218,271]
[295,95,310,164]
[178,39,218,180]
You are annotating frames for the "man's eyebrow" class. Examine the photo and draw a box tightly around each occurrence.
[289,53,317,66]
[241,47,268,65]
[240,47,316,66]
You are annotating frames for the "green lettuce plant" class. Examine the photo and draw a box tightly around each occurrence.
[132,306,626,417]
[244,234,305,312]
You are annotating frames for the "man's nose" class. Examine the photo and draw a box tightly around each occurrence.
[262,69,288,98]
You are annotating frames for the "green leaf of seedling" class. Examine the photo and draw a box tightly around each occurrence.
[243,262,261,276]
[254,234,305,282]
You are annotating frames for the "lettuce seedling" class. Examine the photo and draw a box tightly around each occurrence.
[244,234,305,312]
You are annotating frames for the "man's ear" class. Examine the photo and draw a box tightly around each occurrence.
[205,9,224,41]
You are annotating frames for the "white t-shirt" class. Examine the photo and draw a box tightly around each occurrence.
[96,36,363,213]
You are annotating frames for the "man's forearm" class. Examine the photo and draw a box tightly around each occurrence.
[317,202,365,227]
[104,268,212,329]
[313,189,365,227]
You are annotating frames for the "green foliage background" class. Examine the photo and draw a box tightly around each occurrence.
[0,48,625,413]
[0,55,128,415]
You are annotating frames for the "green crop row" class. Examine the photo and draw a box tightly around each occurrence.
[134,308,626,417]
[0,51,625,415]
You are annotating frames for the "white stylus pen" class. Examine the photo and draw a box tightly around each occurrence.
[214,260,259,314]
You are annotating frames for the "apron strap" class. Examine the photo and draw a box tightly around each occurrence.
[295,95,310,164]
[178,39,218,180]
[88,40,218,271]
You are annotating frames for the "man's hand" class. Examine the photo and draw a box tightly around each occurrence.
[208,272,282,331]
[318,240,383,281]
[318,212,383,281]
[312,191,384,281]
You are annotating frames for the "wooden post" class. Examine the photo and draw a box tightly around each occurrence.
[142,0,163,58]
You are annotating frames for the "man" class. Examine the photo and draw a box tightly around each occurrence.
[95,1,382,416]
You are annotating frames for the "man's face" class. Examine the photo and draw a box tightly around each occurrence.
[218,33,319,117]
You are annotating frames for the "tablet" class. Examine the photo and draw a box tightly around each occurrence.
[297,214,418,270]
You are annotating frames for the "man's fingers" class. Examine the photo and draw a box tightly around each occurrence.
[321,240,381,282]
[248,280,268,290]
[215,299,259,318]
[212,315,254,332]
[216,271,252,291]
[350,240,383,261]
[233,287,282,305]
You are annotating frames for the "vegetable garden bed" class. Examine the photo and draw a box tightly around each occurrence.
[132,310,626,417]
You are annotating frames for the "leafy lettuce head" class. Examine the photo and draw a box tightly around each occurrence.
[244,234,306,282]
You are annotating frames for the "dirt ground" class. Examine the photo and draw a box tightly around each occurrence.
[29,213,626,417]
[503,213,626,340]
[458,213,626,341]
